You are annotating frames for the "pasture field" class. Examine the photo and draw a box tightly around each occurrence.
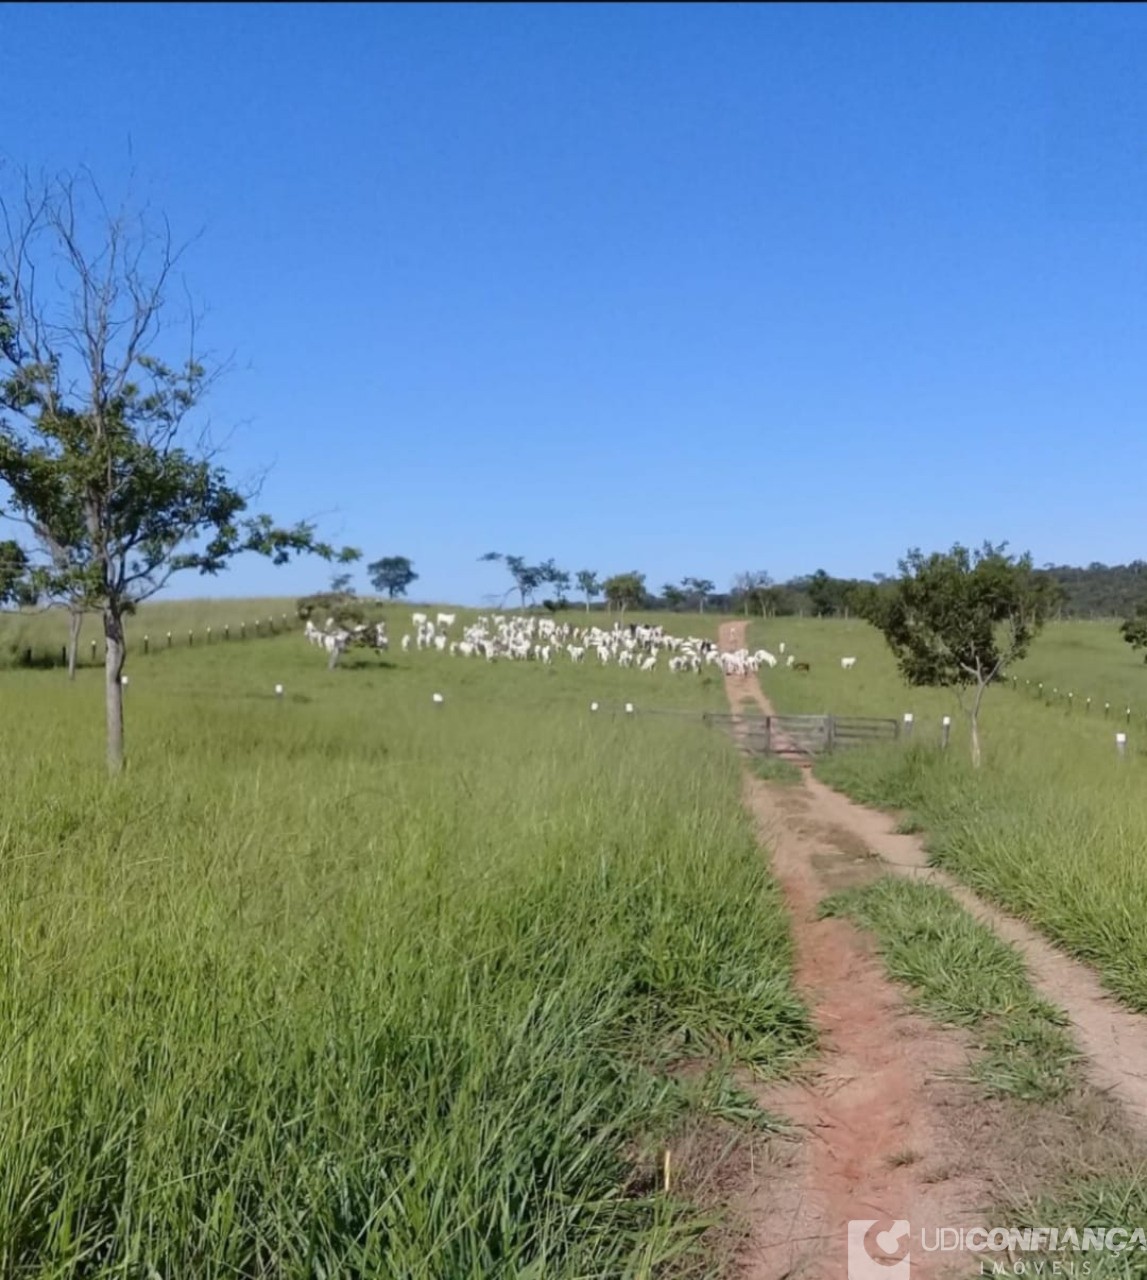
[750,616,1147,1015]
[0,612,811,1277]
[0,601,728,670]
[0,598,301,669]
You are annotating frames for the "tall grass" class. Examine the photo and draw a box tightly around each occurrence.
[0,628,809,1276]
[752,617,1147,1015]
[0,598,300,669]
[821,877,1076,1101]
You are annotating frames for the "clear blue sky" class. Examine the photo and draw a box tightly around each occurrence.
[4,3,1147,604]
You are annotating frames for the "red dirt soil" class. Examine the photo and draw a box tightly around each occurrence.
[716,620,1147,1280]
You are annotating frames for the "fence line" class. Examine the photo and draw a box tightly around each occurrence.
[1008,673,1142,730]
[7,612,298,671]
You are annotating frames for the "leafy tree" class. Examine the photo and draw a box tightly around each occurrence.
[1045,561,1147,618]
[603,571,646,615]
[1121,603,1147,661]
[0,170,357,772]
[329,571,356,595]
[0,539,31,604]
[537,558,570,603]
[661,582,686,610]
[575,569,600,613]
[480,551,545,609]
[806,569,837,617]
[857,542,1060,767]
[368,555,418,599]
[682,576,716,613]
[297,589,365,627]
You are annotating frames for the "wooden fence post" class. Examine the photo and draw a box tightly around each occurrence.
[167,631,172,649]
[940,715,951,749]
[188,630,194,647]
[826,714,837,753]
[90,639,97,662]
[60,644,66,667]
[902,712,914,740]
[224,624,230,641]
[206,627,212,644]
[1117,732,1128,759]
[241,622,246,640]
[143,635,149,655]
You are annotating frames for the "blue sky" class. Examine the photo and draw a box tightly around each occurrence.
[4,3,1147,603]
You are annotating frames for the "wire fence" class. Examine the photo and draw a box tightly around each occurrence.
[5,612,298,671]
[1007,673,1142,729]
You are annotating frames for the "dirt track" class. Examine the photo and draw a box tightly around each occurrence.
[717,620,1147,1280]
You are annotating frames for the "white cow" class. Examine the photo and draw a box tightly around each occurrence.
[841,656,857,670]
[437,612,456,629]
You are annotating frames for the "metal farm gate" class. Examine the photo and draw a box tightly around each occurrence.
[700,712,901,764]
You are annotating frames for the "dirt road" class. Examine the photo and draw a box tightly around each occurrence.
[717,620,1147,1280]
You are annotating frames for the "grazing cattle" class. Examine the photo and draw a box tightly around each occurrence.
[840,656,857,670]
[412,612,428,627]
[436,612,456,629]
[793,661,810,673]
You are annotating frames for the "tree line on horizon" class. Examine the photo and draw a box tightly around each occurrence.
[318,555,1147,622]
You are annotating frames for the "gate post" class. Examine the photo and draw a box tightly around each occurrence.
[826,714,837,753]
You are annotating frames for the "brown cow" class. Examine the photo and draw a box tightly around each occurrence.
[793,661,811,673]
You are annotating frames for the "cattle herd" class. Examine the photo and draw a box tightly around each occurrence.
[302,610,859,676]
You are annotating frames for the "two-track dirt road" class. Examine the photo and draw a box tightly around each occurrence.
[717,620,1147,1280]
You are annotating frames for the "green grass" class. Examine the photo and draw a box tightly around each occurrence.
[750,756,804,786]
[0,597,301,669]
[751,617,1147,1017]
[819,877,1076,1101]
[0,616,811,1277]
[1006,1176,1147,1278]
[0,600,733,671]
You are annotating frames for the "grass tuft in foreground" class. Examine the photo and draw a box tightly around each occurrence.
[0,633,811,1278]
[819,876,1077,1101]
[1004,1176,1147,1278]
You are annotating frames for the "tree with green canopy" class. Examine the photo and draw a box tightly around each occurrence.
[0,170,357,771]
[857,541,1060,767]
[603,571,647,615]
[368,555,418,599]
